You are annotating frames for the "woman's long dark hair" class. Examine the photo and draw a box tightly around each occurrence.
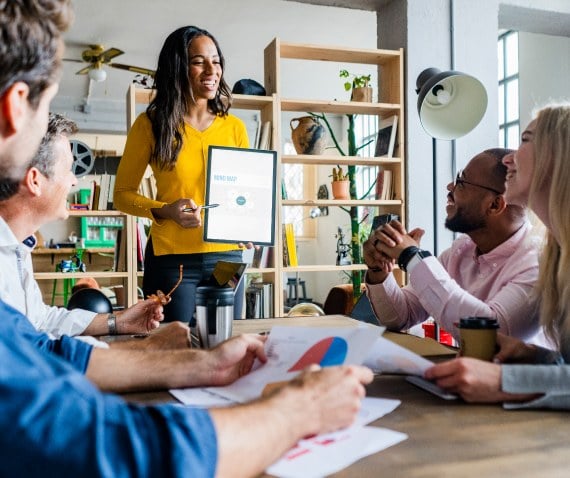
[147,26,232,170]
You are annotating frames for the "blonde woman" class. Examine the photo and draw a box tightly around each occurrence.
[426,103,570,409]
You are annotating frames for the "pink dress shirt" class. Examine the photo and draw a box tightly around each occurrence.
[366,222,542,342]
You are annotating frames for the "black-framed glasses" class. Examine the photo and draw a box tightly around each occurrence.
[453,170,502,195]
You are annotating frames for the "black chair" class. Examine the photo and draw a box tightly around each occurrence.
[67,288,113,314]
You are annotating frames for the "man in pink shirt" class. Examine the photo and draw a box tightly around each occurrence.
[363,148,542,342]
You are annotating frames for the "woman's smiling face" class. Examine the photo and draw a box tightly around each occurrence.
[504,119,537,207]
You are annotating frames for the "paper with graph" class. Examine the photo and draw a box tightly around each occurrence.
[205,325,381,403]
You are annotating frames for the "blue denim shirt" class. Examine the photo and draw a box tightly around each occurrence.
[0,300,218,476]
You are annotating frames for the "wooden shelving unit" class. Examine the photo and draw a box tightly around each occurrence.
[33,210,135,307]
[265,39,406,314]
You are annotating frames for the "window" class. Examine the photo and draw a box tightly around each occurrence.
[498,31,520,148]
[282,141,316,238]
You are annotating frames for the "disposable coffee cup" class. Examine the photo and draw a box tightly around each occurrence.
[458,317,499,361]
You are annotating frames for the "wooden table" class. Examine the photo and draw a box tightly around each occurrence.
[123,316,570,478]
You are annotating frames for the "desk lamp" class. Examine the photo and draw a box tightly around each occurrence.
[415,68,488,254]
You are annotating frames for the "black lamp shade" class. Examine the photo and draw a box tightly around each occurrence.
[416,68,487,140]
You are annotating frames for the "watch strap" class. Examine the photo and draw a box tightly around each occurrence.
[107,313,118,335]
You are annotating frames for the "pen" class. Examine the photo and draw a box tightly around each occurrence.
[183,203,220,212]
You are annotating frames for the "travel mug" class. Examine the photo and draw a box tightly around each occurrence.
[195,286,234,348]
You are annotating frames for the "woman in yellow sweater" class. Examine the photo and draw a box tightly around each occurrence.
[115,26,249,324]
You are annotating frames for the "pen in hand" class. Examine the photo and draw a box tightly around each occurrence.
[183,203,220,212]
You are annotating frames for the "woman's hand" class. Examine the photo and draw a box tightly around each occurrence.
[152,198,202,228]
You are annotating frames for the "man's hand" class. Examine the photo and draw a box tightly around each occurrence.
[206,334,268,386]
[373,220,420,260]
[280,365,374,435]
[116,298,164,334]
[143,321,191,350]
[494,333,539,363]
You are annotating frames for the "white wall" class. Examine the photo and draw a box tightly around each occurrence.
[518,32,570,126]
[378,0,499,255]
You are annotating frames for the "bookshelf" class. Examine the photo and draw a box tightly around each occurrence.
[265,39,406,314]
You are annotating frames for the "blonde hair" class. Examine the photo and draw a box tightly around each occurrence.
[531,103,570,347]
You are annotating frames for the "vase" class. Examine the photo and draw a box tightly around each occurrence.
[290,116,327,155]
[351,86,373,102]
[331,180,350,200]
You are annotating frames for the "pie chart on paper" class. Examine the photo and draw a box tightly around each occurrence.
[288,337,348,371]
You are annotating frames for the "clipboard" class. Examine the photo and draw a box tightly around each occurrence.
[203,146,277,246]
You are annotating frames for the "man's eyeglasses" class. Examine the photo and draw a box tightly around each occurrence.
[453,170,502,195]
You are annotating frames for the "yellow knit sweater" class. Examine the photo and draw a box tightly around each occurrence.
[114,112,249,255]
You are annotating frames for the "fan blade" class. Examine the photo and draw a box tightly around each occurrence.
[76,65,93,75]
[100,47,124,63]
[110,63,156,77]
[63,58,85,63]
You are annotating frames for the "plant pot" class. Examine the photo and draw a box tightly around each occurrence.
[331,180,350,200]
[351,86,373,102]
[290,116,327,155]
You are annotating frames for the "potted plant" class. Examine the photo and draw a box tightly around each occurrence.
[331,166,350,199]
[340,69,372,102]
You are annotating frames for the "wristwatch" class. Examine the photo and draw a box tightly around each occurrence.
[398,246,432,272]
[406,249,432,273]
[107,313,118,335]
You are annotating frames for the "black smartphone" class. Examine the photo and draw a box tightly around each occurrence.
[372,213,400,230]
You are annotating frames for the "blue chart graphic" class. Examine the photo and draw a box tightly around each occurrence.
[288,337,348,372]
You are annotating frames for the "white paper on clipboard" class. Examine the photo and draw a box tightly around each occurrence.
[203,146,277,246]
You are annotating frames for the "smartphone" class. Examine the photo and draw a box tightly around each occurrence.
[372,213,400,230]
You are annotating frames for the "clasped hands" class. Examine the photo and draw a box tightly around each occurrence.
[363,219,424,282]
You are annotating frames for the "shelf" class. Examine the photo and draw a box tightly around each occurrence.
[232,94,275,110]
[280,98,399,115]
[283,264,368,273]
[245,267,277,274]
[68,210,125,217]
[35,271,129,280]
[278,41,401,65]
[281,154,401,166]
[282,199,401,207]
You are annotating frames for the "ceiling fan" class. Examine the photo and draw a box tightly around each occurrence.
[64,44,155,83]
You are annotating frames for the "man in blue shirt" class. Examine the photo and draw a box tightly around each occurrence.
[0,2,374,476]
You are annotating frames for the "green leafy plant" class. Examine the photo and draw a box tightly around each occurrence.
[309,112,377,302]
[340,69,371,91]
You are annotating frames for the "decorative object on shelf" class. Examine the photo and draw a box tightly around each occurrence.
[316,184,329,216]
[335,227,352,266]
[287,302,325,317]
[232,78,266,96]
[290,116,327,155]
[331,166,350,200]
[340,69,372,102]
[415,67,487,256]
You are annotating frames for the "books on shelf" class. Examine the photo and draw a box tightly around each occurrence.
[283,223,298,267]
[374,115,398,158]
[257,121,272,150]
[375,170,393,200]
[252,246,272,268]
[245,281,274,318]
